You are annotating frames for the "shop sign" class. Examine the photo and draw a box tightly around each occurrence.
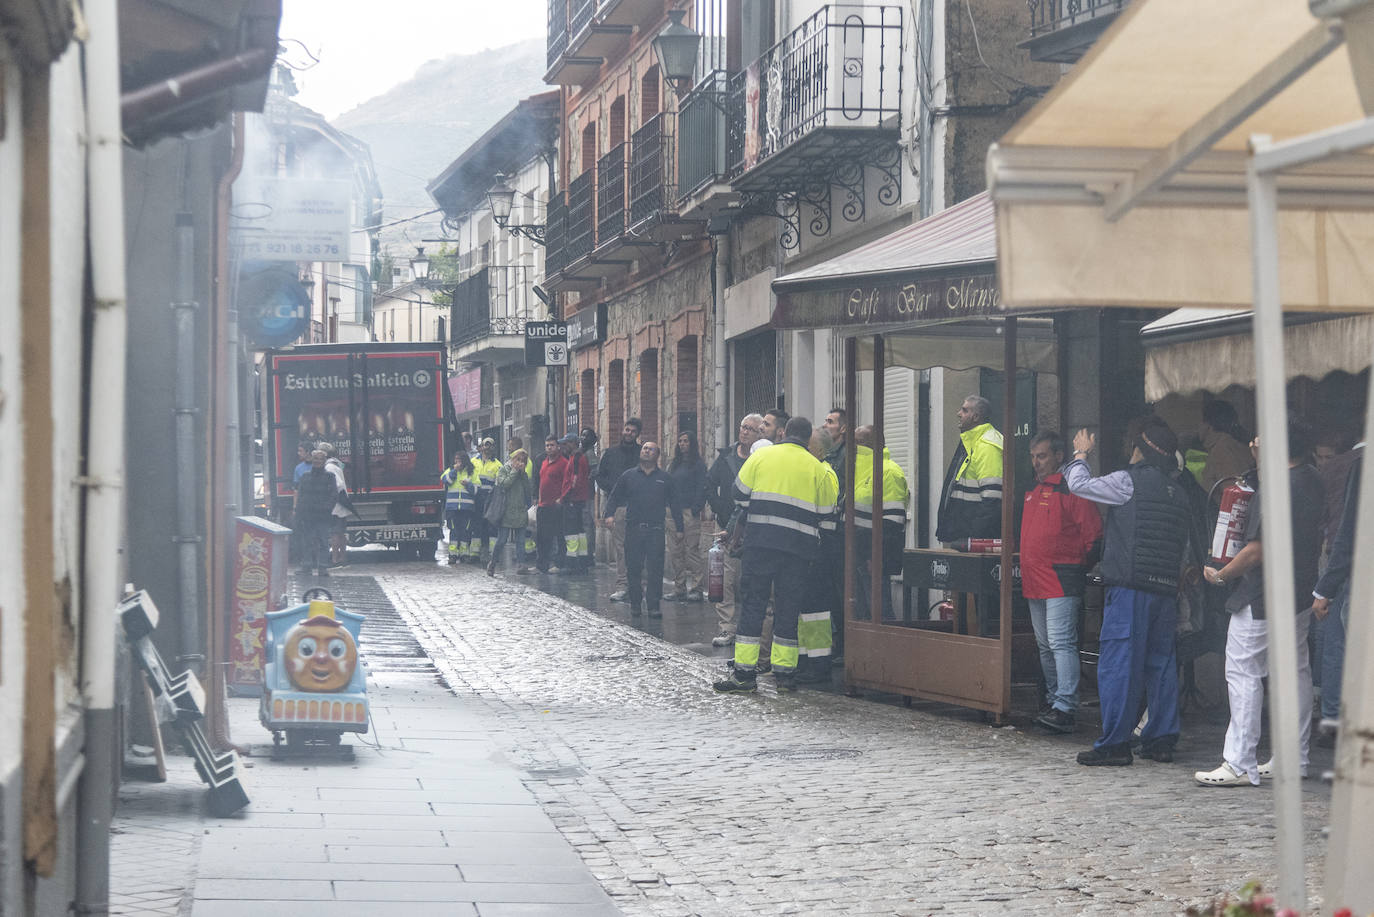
[772,270,1001,330]
[525,321,569,366]
[448,367,481,415]
[567,305,606,350]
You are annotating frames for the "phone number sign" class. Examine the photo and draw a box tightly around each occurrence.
[237,178,351,263]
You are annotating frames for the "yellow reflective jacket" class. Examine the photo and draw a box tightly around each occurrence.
[853,445,910,532]
[732,440,839,559]
[936,421,1004,542]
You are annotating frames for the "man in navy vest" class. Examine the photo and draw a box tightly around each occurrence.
[1065,418,1192,766]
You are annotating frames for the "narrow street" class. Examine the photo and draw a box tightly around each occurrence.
[325,555,1333,912]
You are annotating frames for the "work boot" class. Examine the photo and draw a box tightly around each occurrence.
[711,632,734,647]
[712,671,757,694]
[1076,743,1133,767]
[486,561,496,577]
[773,672,798,693]
[1036,709,1076,734]
[448,554,458,566]
[609,590,628,603]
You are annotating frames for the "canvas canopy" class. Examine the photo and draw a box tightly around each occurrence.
[988,0,1374,313]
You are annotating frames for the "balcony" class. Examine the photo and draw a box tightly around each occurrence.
[566,169,596,262]
[545,0,632,86]
[449,266,540,363]
[597,143,627,243]
[1021,0,1129,63]
[630,112,702,241]
[725,4,903,193]
[676,70,736,215]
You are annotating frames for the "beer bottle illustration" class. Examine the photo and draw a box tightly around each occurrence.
[327,406,352,464]
[366,408,387,481]
[385,402,417,479]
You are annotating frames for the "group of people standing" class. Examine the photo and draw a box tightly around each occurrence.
[441,429,598,576]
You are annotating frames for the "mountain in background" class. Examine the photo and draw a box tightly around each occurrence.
[333,38,547,256]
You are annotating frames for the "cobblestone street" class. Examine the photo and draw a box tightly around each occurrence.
[376,557,1334,916]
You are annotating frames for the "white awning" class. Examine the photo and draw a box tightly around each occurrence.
[1142,310,1374,400]
[987,0,1374,312]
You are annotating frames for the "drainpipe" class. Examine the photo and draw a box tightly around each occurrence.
[174,212,202,667]
[76,1,126,911]
[711,235,727,450]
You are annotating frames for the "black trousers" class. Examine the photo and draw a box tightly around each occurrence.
[536,504,563,569]
[738,546,810,671]
[625,523,666,611]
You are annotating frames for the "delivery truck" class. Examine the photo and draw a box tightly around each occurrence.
[265,343,448,556]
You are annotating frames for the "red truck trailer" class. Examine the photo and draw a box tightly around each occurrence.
[265,343,448,556]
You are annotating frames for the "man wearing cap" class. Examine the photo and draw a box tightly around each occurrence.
[558,432,593,573]
[1064,418,1193,766]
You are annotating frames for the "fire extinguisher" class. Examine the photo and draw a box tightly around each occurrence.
[707,537,726,603]
[930,599,955,622]
[1210,477,1255,565]
[956,538,1004,554]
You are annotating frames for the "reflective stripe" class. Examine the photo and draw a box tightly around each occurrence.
[797,613,832,657]
[734,636,761,672]
[770,638,799,673]
[748,514,820,537]
[746,490,831,515]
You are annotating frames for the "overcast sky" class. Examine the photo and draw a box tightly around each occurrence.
[278,0,546,120]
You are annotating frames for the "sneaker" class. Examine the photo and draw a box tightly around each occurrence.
[774,672,798,693]
[1036,709,1076,733]
[1195,762,1254,787]
[609,590,628,603]
[712,671,757,694]
[663,591,687,603]
[1138,742,1175,763]
[711,632,735,647]
[486,562,496,577]
[686,591,705,603]
[648,608,663,619]
[548,565,562,574]
[1077,744,1133,767]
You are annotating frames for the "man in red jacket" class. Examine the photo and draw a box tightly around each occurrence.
[1021,431,1103,733]
[535,435,568,573]
[558,432,594,573]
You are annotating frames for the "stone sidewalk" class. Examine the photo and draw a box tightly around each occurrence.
[110,576,619,917]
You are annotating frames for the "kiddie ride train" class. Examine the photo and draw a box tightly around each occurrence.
[259,588,370,757]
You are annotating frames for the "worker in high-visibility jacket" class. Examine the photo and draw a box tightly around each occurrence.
[796,428,841,682]
[473,437,504,561]
[853,424,910,621]
[714,416,838,694]
[440,451,480,563]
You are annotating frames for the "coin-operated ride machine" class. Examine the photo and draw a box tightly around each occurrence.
[260,589,369,756]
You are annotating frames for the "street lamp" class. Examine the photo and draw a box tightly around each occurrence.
[652,8,702,95]
[485,173,547,245]
[410,246,430,284]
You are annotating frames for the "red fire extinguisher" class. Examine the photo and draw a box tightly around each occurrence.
[1210,477,1255,565]
[956,538,1004,554]
[707,537,726,603]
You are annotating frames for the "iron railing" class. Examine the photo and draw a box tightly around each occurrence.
[677,71,729,199]
[547,0,568,67]
[725,4,903,179]
[630,113,674,224]
[544,193,568,276]
[597,143,627,243]
[566,170,596,261]
[570,0,595,38]
[449,265,537,347]
[1027,0,1127,36]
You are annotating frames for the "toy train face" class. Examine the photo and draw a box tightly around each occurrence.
[284,616,358,691]
[260,600,369,735]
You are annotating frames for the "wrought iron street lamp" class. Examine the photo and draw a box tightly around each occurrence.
[485,173,546,245]
[652,8,701,94]
[410,246,430,284]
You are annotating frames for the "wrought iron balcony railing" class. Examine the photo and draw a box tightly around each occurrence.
[630,112,674,224]
[676,71,728,200]
[725,4,903,183]
[547,0,568,67]
[1027,0,1126,37]
[450,265,539,347]
[544,193,568,277]
[569,0,595,39]
[597,143,627,244]
[566,169,596,261]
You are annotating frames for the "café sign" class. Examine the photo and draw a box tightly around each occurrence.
[771,271,1001,330]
